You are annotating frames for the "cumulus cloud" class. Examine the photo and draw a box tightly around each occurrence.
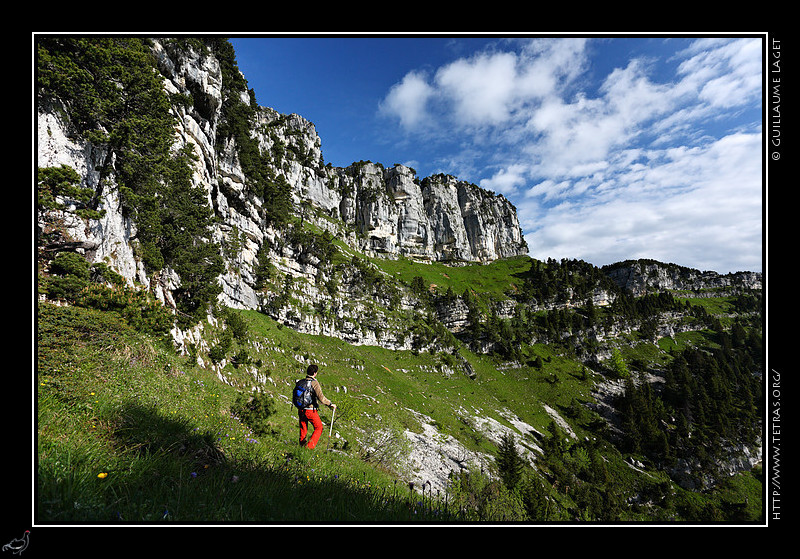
[434,51,519,126]
[525,131,763,272]
[379,36,763,273]
[479,164,528,195]
[379,71,434,130]
[380,37,589,134]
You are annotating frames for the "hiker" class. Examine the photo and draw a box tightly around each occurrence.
[297,364,336,449]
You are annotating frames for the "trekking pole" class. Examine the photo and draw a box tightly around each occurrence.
[326,406,336,452]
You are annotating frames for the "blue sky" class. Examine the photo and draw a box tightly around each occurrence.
[229,35,764,274]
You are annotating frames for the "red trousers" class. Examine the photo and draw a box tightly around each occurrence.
[298,409,323,449]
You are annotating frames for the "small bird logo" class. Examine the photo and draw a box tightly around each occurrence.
[2,531,29,555]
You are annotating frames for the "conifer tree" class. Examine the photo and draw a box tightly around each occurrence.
[610,348,630,378]
[497,432,524,491]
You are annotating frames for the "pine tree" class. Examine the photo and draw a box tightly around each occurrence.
[521,476,550,520]
[610,348,630,378]
[497,432,524,491]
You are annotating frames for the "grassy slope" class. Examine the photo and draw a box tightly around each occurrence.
[36,303,463,523]
[35,252,763,523]
[35,302,596,524]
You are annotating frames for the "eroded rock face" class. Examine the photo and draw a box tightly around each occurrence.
[603,260,762,296]
[37,39,529,316]
[36,38,531,354]
[327,164,529,264]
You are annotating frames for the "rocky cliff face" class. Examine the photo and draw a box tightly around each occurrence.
[37,39,527,323]
[603,259,762,297]
[323,164,528,264]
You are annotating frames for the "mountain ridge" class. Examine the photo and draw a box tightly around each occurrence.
[37,37,759,328]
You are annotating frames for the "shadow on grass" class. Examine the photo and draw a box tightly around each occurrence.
[38,402,457,524]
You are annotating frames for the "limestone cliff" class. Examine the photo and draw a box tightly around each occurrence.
[603,259,762,297]
[36,38,527,321]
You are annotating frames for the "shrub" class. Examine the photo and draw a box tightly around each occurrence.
[357,420,410,470]
[76,284,173,336]
[49,251,90,279]
[46,274,89,302]
[89,262,125,287]
[231,391,277,437]
[446,467,527,521]
[223,309,249,341]
[209,329,233,364]
[45,252,90,301]
[609,348,630,378]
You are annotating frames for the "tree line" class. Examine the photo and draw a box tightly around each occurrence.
[616,327,763,481]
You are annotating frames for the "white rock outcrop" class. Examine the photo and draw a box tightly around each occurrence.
[37,39,528,319]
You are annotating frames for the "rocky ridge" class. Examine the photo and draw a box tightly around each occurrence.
[603,259,762,297]
[37,39,528,347]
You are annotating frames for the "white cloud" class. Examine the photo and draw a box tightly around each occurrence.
[379,71,434,130]
[525,131,763,272]
[434,51,518,126]
[479,164,527,195]
[522,56,685,180]
[379,36,763,273]
[601,60,674,125]
[676,37,762,109]
[515,37,589,101]
[380,37,589,134]
[526,179,572,201]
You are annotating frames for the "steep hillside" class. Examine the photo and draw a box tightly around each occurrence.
[35,252,764,522]
[35,37,764,523]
